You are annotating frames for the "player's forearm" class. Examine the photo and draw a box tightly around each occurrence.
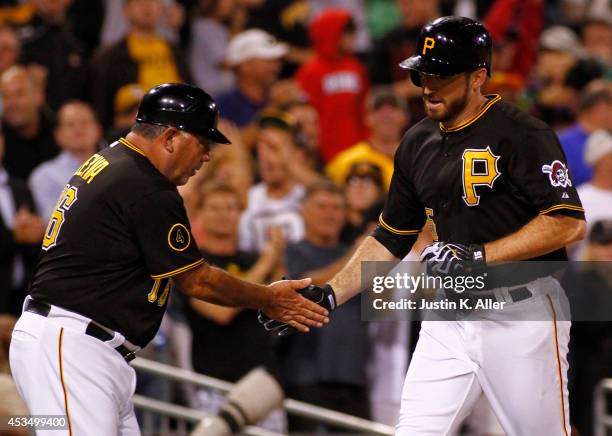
[178,264,270,309]
[484,214,586,262]
[302,248,357,286]
[328,236,397,305]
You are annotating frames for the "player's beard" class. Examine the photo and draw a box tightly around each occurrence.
[423,79,470,123]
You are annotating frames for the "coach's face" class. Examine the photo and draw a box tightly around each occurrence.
[167,129,213,185]
[420,68,486,122]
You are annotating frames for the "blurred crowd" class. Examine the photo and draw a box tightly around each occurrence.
[0,0,610,434]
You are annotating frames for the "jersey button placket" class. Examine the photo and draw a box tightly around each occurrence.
[442,134,450,158]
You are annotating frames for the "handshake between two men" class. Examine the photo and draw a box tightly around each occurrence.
[259,240,486,335]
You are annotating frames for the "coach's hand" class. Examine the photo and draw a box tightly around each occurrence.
[259,283,336,336]
[260,278,330,334]
[420,241,486,275]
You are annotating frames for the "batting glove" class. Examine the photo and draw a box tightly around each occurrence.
[258,284,337,336]
[420,241,486,276]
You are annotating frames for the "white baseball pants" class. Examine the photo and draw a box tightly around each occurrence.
[10,301,140,436]
[396,277,571,436]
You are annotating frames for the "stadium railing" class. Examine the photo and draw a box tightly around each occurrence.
[132,357,395,436]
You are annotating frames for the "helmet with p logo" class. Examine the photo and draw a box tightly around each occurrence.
[399,16,492,87]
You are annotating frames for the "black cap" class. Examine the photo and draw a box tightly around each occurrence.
[136,83,230,144]
[399,16,492,87]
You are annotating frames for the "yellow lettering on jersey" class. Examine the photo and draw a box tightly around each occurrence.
[425,207,438,241]
[422,37,435,55]
[74,154,109,184]
[462,146,500,206]
[42,185,79,250]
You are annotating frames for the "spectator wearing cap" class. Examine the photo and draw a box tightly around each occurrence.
[89,0,191,129]
[238,111,323,253]
[188,0,237,97]
[570,129,612,260]
[105,83,145,142]
[326,88,407,190]
[296,8,370,162]
[559,85,612,186]
[28,100,102,222]
[17,0,87,110]
[0,65,58,180]
[216,29,288,127]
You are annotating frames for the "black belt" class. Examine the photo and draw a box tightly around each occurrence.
[24,299,137,362]
[467,286,533,304]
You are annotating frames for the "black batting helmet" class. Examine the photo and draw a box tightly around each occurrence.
[400,16,492,87]
[136,83,230,144]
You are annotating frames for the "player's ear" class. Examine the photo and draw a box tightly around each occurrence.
[471,68,487,89]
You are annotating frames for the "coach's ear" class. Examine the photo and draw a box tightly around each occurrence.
[160,127,178,154]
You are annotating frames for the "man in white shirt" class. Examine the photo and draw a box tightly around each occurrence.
[29,100,102,222]
[239,117,305,253]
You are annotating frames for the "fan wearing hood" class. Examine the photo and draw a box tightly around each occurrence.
[296,8,369,163]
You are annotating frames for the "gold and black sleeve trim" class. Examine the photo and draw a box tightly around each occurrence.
[151,258,205,280]
[119,138,146,157]
[378,214,420,235]
[539,204,585,215]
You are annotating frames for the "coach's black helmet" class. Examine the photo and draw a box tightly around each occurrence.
[136,83,231,144]
[399,16,492,87]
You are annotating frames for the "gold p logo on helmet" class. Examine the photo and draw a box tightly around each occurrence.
[422,37,436,55]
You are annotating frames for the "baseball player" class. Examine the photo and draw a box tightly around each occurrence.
[9,83,329,435]
[262,17,586,435]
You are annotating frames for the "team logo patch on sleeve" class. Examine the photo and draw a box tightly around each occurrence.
[168,223,190,251]
[542,160,572,188]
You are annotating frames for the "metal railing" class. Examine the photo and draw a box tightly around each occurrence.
[134,395,283,436]
[595,378,612,436]
[132,357,395,436]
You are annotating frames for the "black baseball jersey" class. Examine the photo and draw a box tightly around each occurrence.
[375,95,585,260]
[30,138,204,347]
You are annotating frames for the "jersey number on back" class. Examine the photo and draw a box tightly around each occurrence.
[461,147,500,206]
[42,184,79,251]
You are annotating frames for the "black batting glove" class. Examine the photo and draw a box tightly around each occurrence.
[258,284,337,336]
[298,284,337,312]
[420,241,486,276]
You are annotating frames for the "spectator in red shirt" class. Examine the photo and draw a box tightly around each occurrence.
[295,8,369,163]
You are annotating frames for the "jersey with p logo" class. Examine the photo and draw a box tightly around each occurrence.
[462,146,500,206]
[381,95,584,257]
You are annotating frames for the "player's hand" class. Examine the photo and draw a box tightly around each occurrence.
[420,241,486,275]
[259,283,337,336]
[260,278,330,334]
